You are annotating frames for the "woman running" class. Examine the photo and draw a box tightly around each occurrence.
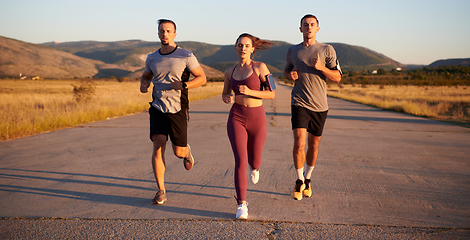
[222,33,276,219]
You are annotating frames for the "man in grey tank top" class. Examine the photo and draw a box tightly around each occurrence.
[284,14,342,201]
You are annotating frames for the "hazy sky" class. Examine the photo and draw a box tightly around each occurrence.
[1,0,469,65]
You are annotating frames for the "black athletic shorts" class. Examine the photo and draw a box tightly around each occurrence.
[149,106,188,147]
[291,105,328,137]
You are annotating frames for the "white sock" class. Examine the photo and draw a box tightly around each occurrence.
[304,164,315,179]
[296,168,304,181]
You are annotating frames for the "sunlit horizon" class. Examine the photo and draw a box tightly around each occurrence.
[1,0,469,65]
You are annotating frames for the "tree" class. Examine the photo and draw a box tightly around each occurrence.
[377,68,387,75]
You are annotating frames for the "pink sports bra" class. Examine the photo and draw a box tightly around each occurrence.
[230,64,261,95]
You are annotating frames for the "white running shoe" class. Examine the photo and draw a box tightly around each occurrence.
[251,169,259,184]
[236,203,248,219]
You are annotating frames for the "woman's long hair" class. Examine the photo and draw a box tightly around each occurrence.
[235,33,276,59]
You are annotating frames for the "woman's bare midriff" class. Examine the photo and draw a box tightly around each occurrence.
[235,95,263,107]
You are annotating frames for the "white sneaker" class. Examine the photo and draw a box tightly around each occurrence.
[236,203,248,219]
[251,169,259,184]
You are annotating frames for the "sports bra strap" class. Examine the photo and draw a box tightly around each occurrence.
[230,63,256,79]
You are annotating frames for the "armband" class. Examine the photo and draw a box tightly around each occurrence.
[332,60,343,75]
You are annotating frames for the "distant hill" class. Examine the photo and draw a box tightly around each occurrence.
[428,58,470,68]
[8,35,464,80]
[40,39,225,79]
[0,36,103,79]
[43,40,157,67]
[330,43,404,70]
[1,36,223,79]
[44,40,405,74]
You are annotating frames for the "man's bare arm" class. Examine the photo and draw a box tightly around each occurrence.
[140,70,153,93]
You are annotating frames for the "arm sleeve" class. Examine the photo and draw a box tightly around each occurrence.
[186,53,200,71]
[325,45,338,69]
[284,47,294,71]
[144,54,152,73]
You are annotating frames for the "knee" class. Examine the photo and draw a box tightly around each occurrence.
[152,141,165,153]
[235,159,247,171]
[293,140,306,152]
[152,135,166,147]
[308,142,320,151]
[308,136,321,150]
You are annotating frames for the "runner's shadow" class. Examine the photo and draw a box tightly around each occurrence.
[0,168,287,219]
[0,184,233,219]
[166,182,289,197]
[0,168,229,199]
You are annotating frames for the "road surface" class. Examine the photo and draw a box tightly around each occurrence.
[1,83,469,239]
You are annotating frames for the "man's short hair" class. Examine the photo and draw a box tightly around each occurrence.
[158,19,176,32]
[300,14,319,27]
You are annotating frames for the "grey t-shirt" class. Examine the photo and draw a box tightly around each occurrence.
[285,42,338,112]
[145,46,200,113]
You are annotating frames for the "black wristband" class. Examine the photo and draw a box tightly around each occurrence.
[182,82,187,89]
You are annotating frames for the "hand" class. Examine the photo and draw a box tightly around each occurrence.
[311,53,325,71]
[222,94,233,104]
[238,85,251,95]
[290,69,299,81]
[140,81,149,93]
[170,81,183,90]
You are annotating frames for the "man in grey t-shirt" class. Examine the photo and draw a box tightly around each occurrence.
[284,14,342,201]
[140,19,207,205]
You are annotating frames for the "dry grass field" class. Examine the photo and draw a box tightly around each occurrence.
[2,79,469,141]
[0,79,223,141]
[327,84,470,127]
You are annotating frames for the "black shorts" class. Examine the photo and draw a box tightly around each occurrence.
[149,106,188,147]
[291,105,328,136]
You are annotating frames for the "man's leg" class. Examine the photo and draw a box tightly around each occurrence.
[305,133,321,175]
[292,128,307,200]
[293,128,307,178]
[172,144,189,158]
[151,134,167,192]
[172,144,194,171]
[303,133,321,198]
[168,107,193,170]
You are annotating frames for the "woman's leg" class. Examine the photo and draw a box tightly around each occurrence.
[247,106,267,171]
[227,105,249,203]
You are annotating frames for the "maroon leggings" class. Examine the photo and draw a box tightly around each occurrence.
[227,103,267,202]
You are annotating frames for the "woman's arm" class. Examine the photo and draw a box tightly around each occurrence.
[238,62,275,99]
[222,67,234,103]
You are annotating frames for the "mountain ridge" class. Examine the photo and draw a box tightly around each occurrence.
[42,39,405,76]
[428,58,470,68]
[1,35,466,79]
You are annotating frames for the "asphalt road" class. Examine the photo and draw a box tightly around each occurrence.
[1,83,469,239]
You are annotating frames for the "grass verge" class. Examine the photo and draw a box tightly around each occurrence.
[326,84,470,128]
[0,79,223,141]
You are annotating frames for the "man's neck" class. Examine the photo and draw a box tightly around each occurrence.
[160,43,177,54]
[303,38,317,47]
